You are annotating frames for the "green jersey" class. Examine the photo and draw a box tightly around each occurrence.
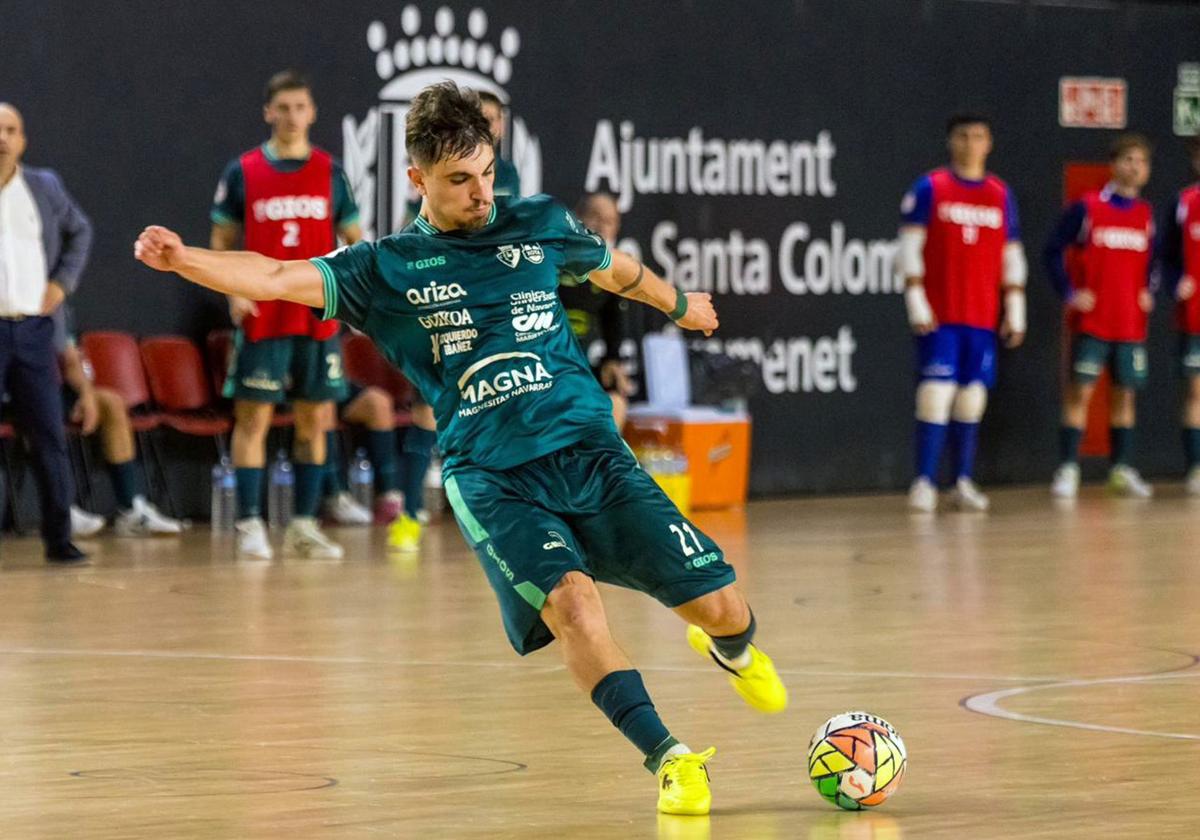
[311,195,616,473]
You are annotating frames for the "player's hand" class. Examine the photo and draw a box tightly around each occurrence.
[71,391,100,435]
[1138,288,1154,314]
[1069,289,1096,313]
[1178,276,1196,302]
[599,360,634,396]
[911,317,938,336]
[1000,324,1025,349]
[40,281,66,315]
[134,225,187,272]
[675,292,718,336]
[228,296,259,325]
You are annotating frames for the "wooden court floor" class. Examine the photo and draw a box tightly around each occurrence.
[0,487,1197,838]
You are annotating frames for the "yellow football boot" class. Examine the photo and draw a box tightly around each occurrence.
[687,624,787,714]
[387,513,423,552]
[657,747,716,816]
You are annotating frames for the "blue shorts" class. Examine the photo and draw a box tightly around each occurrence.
[915,325,997,387]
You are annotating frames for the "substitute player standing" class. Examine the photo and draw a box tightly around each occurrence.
[211,70,362,559]
[899,114,1027,513]
[1044,134,1155,499]
[137,82,786,815]
[1161,136,1200,495]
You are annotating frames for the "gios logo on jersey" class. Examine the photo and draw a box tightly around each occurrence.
[1091,226,1150,251]
[252,195,330,222]
[341,8,542,238]
[406,280,469,307]
[456,351,554,416]
[937,202,1003,230]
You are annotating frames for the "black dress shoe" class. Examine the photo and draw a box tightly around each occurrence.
[46,543,89,565]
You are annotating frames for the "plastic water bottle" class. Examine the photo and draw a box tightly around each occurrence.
[349,447,374,511]
[423,454,445,518]
[210,456,236,532]
[268,449,294,530]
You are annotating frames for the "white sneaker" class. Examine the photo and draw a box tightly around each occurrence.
[115,496,184,536]
[1051,463,1081,499]
[1187,466,1200,496]
[70,506,105,538]
[949,477,990,511]
[323,491,372,526]
[1108,465,1153,498]
[283,516,345,560]
[908,477,937,512]
[236,517,274,560]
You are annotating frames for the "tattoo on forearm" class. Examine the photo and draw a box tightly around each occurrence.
[617,263,645,294]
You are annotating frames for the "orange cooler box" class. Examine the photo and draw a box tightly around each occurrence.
[623,407,752,510]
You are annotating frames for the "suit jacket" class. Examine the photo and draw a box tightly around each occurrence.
[21,166,92,294]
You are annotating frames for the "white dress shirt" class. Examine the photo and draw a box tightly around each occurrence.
[0,168,48,316]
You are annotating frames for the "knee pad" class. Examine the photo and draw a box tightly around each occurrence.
[915,380,956,424]
[951,383,988,423]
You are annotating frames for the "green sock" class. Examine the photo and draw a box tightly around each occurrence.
[590,670,678,773]
[235,467,263,519]
[1110,426,1134,467]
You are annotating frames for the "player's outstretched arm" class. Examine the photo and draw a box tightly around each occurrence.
[589,249,718,336]
[134,225,324,308]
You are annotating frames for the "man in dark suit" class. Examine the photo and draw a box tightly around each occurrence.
[0,103,91,562]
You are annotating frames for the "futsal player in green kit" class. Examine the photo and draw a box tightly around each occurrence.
[135,82,785,815]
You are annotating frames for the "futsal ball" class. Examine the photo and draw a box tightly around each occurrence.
[807,711,907,810]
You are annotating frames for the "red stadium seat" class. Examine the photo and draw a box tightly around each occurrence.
[80,331,161,433]
[341,333,414,426]
[139,336,233,446]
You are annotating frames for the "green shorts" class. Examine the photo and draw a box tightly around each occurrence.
[224,332,349,404]
[1181,334,1200,379]
[1071,334,1148,389]
[444,432,737,655]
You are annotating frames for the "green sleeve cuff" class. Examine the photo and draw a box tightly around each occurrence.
[210,211,238,226]
[310,258,338,321]
[337,211,361,231]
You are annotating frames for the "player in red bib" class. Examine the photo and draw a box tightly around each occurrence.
[1161,136,1200,495]
[898,114,1027,513]
[1044,134,1156,499]
[210,71,363,559]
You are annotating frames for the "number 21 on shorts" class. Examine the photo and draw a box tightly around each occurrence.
[669,522,704,556]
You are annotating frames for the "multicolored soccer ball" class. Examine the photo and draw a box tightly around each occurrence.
[807,711,907,810]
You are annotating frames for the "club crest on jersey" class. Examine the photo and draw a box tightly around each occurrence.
[497,244,522,268]
[521,243,545,264]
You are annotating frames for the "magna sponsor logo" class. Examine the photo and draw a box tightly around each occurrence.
[252,195,330,222]
[1092,226,1150,251]
[418,309,474,329]
[457,352,554,416]
[937,202,1003,229]
[406,280,468,306]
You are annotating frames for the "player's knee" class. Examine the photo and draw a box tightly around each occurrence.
[915,380,956,424]
[412,402,436,431]
[951,383,988,423]
[544,573,608,640]
[234,402,274,438]
[95,388,127,427]
[294,402,333,440]
[363,388,395,429]
[682,585,746,633]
